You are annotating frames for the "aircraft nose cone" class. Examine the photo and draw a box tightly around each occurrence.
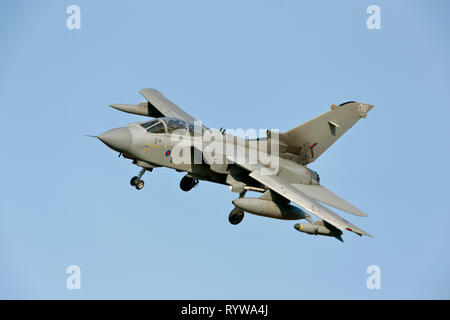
[98,127,132,153]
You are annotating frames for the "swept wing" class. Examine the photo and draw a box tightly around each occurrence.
[249,169,372,237]
[291,184,367,217]
[140,88,198,123]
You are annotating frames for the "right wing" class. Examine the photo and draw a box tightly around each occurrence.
[140,89,198,123]
[249,169,372,237]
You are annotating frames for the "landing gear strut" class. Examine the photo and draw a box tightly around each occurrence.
[130,168,146,190]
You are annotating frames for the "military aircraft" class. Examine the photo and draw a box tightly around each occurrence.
[95,89,374,241]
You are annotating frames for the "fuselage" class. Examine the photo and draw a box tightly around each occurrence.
[98,116,320,190]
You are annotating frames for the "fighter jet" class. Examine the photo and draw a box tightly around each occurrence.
[95,89,374,241]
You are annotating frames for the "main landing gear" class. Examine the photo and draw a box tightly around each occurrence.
[179,175,199,192]
[228,190,246,225]
[228,207,244,225]
[130,168,146,190]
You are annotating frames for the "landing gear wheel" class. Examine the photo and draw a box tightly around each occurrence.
[229,210,244,225]
[131,168,147,190]
[135,180,145,190]
[130,176,139,186]
[180,176,199,192]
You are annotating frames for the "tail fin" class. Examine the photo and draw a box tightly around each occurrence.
[279,102,374,164]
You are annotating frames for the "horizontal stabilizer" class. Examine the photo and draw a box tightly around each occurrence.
[110,103,158,117]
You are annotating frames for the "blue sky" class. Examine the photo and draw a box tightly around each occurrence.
[1,0,450,299]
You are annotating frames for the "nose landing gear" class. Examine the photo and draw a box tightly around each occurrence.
[130,168,147,190]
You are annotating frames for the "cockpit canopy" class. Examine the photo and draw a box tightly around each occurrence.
[140,117,201,135]
[140,119,166,134]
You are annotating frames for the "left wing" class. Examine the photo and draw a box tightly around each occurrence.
[140,88,198,123]
[291,184,367,217]
[249,169,372,237]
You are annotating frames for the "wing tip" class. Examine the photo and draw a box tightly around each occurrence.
[352,210,368,217]
[346,227,373,238]
[140,88,160,95]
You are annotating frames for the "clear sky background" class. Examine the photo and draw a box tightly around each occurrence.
[1,0,449,299]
